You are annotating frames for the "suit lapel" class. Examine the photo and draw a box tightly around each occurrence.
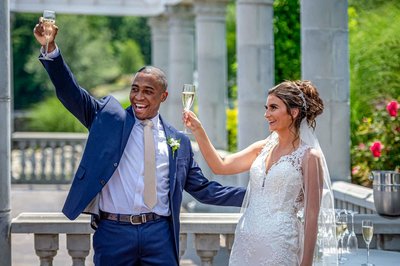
[160,116,177,196]
[120,107,135,157]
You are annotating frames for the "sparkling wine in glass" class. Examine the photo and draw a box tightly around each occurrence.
[39,10,56,61]
[335,210,348,264]
[362,220,374,266]
[181,84,196,134]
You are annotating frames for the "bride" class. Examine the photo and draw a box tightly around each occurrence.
[183,80,338,265]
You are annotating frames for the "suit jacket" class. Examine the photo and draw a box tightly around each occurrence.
[41,53,246,262]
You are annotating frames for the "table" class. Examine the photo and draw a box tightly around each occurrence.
[340,249,400,265]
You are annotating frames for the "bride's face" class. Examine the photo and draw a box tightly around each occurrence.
[264,94,298,132]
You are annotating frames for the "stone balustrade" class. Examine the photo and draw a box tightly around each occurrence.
[11,132,87,184]
[11,212,240,266]
[11,210,400,265]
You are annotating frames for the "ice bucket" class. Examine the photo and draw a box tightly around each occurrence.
[370,170,400,216]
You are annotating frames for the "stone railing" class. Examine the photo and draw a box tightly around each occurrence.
[11,212,239,266]
[11,132,87,184]
[332,181,375,214]
[11,211,400,266]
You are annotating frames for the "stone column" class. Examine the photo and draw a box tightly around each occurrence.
[165,3,195,129]
[0,0,11,265]
[148,14,170,117]
[194,0,229,149]
[301,0,350,181]
[236,0,274,186]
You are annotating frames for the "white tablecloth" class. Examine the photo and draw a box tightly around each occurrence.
[340,249,400,265]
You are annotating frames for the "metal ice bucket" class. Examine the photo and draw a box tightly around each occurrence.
[370,170,400,216]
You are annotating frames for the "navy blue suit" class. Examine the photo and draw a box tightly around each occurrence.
[41,53,245,264]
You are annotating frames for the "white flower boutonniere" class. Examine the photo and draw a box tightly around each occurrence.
[167,137,181,158]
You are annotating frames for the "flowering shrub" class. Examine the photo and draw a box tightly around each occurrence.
[351,99,400,186]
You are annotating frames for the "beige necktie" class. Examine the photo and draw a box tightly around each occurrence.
[143,119,157,209]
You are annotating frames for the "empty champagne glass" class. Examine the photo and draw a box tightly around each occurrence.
[39,10,56,61]
[346,210,358,254]
[362,220,374,266]
[181,84,196,134]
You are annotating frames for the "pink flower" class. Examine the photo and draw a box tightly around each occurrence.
[358,143,366,150]
[386,100,399,117]
[352,166,360,175]
[370,141,383,158]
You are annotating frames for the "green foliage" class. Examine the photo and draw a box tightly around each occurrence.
[349,2,400,144]
[351,99,400,186]
[11,13,49,109]
[226,107,238,152]
[273,0,301,83]
[107,16,151,64]
[226,3,237,101]
[25,15,120,92]
[28,97,87,132]
[115,39,145,74]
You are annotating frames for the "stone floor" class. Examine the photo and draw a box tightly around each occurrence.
[10,184,229,266]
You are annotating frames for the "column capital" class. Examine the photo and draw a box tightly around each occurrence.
[166,2,194,18]
[148,14,169,28]
[193,0,229,18]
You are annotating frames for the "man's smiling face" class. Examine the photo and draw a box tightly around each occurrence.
[129,72,168,120]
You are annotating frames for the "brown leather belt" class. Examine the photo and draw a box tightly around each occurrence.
[100,211,165,225]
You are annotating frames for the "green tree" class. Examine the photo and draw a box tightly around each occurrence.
[115,39,145,74]
[349,2,400,143]
[273,0,301,83]
[28,97,87,132]
[11,13,47,109]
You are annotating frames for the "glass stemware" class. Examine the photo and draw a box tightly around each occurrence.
[361,220,374,266]
[39,10,56,61]
[181,84,196,134]
[335,209,348,264]
[346,210,358,254]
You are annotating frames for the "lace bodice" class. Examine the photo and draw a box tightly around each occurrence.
[248,141,309,215]
[229,141,311,266]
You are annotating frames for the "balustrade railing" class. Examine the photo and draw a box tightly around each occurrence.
[11,211,400,266]
[12,132,87,184]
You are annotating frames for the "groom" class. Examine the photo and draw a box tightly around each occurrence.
[33,19,245,265]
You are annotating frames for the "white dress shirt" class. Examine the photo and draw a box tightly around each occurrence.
[99,114,170,216]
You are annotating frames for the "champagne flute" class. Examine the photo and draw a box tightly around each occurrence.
[335,210,348,264]
[362,220,374,266]
[346,210,358,254]
[39,10,56,61]
[181,84,196,134]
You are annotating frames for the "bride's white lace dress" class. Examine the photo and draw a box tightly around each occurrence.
[229,141,309,266]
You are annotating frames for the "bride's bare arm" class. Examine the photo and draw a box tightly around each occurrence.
[301,149,323,266]
[183,110,265,175]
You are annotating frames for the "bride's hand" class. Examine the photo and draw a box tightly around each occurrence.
[182,110,202,133]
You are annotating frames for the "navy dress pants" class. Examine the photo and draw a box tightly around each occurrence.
[93,217,177,266]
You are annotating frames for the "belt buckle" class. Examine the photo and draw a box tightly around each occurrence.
[129,215,141,225]
[129,214,147,225]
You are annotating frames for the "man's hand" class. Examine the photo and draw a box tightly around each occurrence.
[33,17,58,53]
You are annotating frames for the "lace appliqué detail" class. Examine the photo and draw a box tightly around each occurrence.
[229,142,311,266]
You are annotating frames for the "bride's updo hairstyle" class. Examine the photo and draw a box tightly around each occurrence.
[268,80,324,132]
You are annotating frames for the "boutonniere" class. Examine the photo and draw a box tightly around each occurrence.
[167,137,181,158]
